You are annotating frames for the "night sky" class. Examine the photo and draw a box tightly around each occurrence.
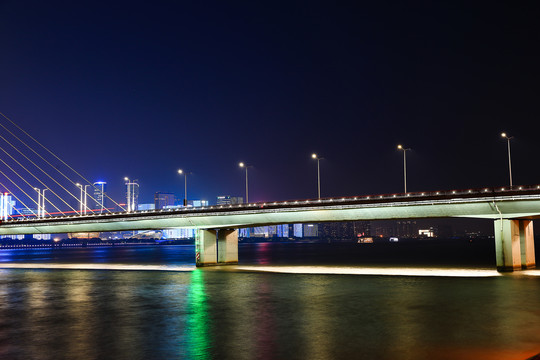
[1,1,540,205]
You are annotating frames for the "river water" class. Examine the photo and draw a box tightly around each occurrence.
[0,240,539,360]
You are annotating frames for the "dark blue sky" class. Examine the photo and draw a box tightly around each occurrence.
[1,1,539,204]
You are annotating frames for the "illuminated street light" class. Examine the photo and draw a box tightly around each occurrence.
[83,184,90,215]
[311,153,323,199]
[397,145,411,193]
[178,169,188,206]
[42,188,48,218]
[33,187,48,218]
[239,162,251,203]
[34,187,41,218]
[501,132,514,187]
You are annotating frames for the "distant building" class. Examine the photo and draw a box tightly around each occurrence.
[418,228,435,237]
[396,220,418,238]
[15,208,38,217]
[138,203,155,211]
[125,179,139,212]
[372,220,419,238]
[303,224,319,237]
[320,222,354,241]
[154,192,175,210]
[162,228,195,239]
[217,195,244,205]
[188,200,209,207]
[0,193,15,220]
[92,182,107,213]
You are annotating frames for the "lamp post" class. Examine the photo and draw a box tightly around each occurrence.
[239,162,251,203]
[34,187,41,218]
[34,187,47,218]
[501,133,513,187]
[41,188,48,218]
[397,145,411,193]
[34,188,40,218]
[84,184,90,214]
[311,153,323,199]
[76,183,84,215]
[178,169,188,206]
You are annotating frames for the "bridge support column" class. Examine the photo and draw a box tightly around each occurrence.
[494,219,535,272]
[519,220,535,269]
[195,229,218,266]
[195,229,238,267]
[217,229,239,265]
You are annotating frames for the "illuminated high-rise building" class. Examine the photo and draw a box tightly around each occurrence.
[154,192,175,210]
[93,181,107,213]
[125,179,139,212]
[303,224,319,237]
[0,193,15,220]
[217,195,243,205]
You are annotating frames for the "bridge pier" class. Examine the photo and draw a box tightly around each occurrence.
[494,219,535,272]
[217,229,239,264]
[195,229,238,267]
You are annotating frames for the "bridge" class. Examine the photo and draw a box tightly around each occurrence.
[1,185,539,272]
[0,113,537,272]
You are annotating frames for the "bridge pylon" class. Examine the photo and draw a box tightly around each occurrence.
[195,228,238,267]
[494,219,535,272]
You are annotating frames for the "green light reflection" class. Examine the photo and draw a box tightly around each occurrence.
[184,269,211,359]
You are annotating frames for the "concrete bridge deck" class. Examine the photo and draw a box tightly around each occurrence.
[1,185,540,235]
[1,185,539,272]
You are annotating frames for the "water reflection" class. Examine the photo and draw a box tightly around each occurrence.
[298,276,331,360]
[184,269,211,360]
[0,245,538,359]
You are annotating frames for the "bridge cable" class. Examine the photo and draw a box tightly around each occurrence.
[0,157,65,215]
[0,145,70,215]
[0,135,89,214]
[0,115,103,214]
[0,112,126,212]
[0,169,39,217]
[0,181,33,219]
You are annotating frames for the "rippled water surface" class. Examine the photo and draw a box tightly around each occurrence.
[0,241,539,360]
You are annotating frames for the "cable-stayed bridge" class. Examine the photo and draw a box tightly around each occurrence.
[0,112,538,272]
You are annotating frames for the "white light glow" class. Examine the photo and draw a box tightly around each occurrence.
[0,264,195,271]
[234,265,501,278]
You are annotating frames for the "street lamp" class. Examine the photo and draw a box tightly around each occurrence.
[178,169,188,206]
[239,162,251,203]
[34,187,41,218]
[83,184,90,214]
[311,153,323,199]
[34,187,48,218]
[397,145,411,193]
[42,188,48,218]
[501,133,514,187]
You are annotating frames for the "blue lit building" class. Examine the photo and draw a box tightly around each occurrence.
[93,181,107,212]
